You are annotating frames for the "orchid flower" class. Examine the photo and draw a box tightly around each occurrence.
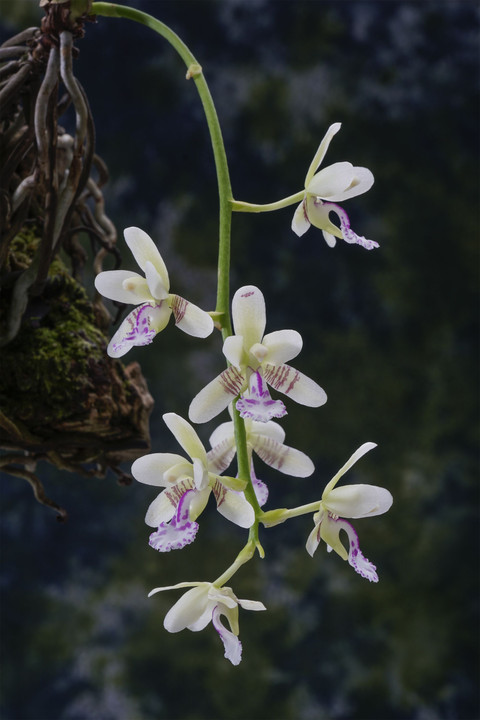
[306,442,393,581]
[189,285,327,424]
[94,226,214,357]
[131,413,254,552]
[208,415,315,505]
[148,582,266,666]
[292,123,378,250]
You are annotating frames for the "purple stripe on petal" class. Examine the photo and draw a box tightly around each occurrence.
[171,295,188,324]
[263,364,299,397]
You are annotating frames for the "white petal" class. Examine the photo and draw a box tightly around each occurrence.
[262,329,303,365]
[306,522,322,557]
[124,227,170,289]
[251,435,314,477]
[322,442,377,496]
[307,161,355,199]
[304,122,342,186]
[324,484,393,519]
[170,295,214,338]
[213,483,255,528]
[163,413,207,464]
[322,230,337,247]
[327,166,374,201]
[94,270,150,304]
[189,367,247,424]
[237,598,267,611]
[231,286,266,348]
[193,457,209,490]
[263,363,327,407]
[132,453,189,486]
[209,421,234,448]
[188,486,211,520]
[144,261,169,300]
[291,199,311,237]
[148,581,204,597]
[163,585,210,633]
[223,335,245,368]
[144,490,177,527]
[207,437,236,474]
[249,420,285,444]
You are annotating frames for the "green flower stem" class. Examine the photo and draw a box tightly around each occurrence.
[231,190,304,213]
[212,539,256,588]
[261,500,322,527]
[91,3,262,549]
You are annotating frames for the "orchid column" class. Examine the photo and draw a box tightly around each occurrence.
[91,1,393,666]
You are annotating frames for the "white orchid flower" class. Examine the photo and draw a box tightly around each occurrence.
[306,442,393,581]
[148,582,266,666]
[131,413,254,552]
[208,415,315,505]
[292,123,378,250]
[94,226,214,357]
[189,285,327,424]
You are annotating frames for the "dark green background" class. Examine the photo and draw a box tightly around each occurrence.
[1,2,478,718]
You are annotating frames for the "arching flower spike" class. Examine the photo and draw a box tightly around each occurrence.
[131,413,255,552]
[292,123,378,250]
[189,285,327,424]
[148,582,266,666]
[306,442,393,581]
[94,226,214,357]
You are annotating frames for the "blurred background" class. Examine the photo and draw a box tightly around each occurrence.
[0,1,478,718]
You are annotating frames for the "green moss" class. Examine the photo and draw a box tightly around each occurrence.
[0,228,110,429]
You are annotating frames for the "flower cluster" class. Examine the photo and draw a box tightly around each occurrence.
[94,121,392,666]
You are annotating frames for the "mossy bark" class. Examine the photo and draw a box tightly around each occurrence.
[0,227,153,474]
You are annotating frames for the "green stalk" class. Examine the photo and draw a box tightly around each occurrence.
[231,190,304,213]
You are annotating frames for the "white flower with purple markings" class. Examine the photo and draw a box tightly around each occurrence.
[292,123,378,250]
[94,226,214,357]
[189,285,327,424]
[208,415,315,505]
[131,413,254,552]
[148,582,266,665]
[306,442,393,581]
